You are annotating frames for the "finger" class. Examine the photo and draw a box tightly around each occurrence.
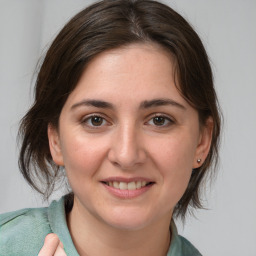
[53,243,67,256]
[38,233,60,256]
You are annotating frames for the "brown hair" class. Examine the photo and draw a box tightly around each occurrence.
[19,0,221,219]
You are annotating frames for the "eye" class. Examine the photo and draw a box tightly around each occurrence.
[82,115,108,127]
[147,115,174,127]
[152,116,166,126]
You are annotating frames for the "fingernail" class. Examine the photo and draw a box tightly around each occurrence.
[45,233,58,243]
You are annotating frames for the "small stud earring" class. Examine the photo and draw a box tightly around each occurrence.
[197,159,201,163]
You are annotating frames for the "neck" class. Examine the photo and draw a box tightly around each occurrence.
[67,197,172,256]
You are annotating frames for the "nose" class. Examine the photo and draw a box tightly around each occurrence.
[108,123,147,170]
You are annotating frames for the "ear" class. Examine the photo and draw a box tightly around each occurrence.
[48,124,64,166]
[193,117,213,168]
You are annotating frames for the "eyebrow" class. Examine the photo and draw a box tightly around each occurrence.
[71,98,186,110]
[71,99,114,110]
[140,98,186,110]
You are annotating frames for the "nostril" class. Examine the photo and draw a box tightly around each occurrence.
[107,137,147,169]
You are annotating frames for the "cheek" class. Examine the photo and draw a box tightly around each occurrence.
[160,145,193,190]
[149,133,197,200]
[151,132,197,173]
[60,134,108,181]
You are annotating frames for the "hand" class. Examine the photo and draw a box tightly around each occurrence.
[38,233,67,256]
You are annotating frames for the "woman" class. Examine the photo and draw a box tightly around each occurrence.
[0,0,221,255]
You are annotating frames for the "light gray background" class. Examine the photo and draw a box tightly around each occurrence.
[1,0,256,255]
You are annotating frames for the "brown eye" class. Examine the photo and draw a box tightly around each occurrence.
[82,115,107,128]
[153,116,166,126]
[147,115,174,128]
[90,116,104,126]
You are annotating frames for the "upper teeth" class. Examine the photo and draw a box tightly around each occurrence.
[106,181,148,190]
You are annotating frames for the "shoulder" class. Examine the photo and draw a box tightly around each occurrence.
[0,206,52,256]
[178,235,202,256]
[168,220,202,256]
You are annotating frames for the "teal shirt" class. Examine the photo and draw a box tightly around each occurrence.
[0,196,201,256]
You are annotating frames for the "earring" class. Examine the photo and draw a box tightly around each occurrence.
[197,159,201,163]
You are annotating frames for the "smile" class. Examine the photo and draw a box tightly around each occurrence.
[103,181,152,190]
[101,178,155,199]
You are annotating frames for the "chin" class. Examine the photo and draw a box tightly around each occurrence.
[99,208,156,231]
[106,219,150,231]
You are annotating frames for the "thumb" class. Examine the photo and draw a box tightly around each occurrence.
[38,233,60,255]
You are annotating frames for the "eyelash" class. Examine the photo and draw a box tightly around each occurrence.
[146,114,174,128]
[81,114,109,128]
[80,113,175,129]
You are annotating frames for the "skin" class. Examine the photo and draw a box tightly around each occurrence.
[47,43,213,256]
[38,234,65,256]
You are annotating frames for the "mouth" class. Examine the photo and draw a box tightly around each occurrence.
[101,181,154,190]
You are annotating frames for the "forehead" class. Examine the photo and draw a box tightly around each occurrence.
[59,43,199,125]
[88,43,175,77]
[67,43,182,101]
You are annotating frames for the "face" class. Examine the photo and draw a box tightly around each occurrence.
[48,43,212,231]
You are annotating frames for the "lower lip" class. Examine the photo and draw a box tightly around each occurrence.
[102,183,153,199]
